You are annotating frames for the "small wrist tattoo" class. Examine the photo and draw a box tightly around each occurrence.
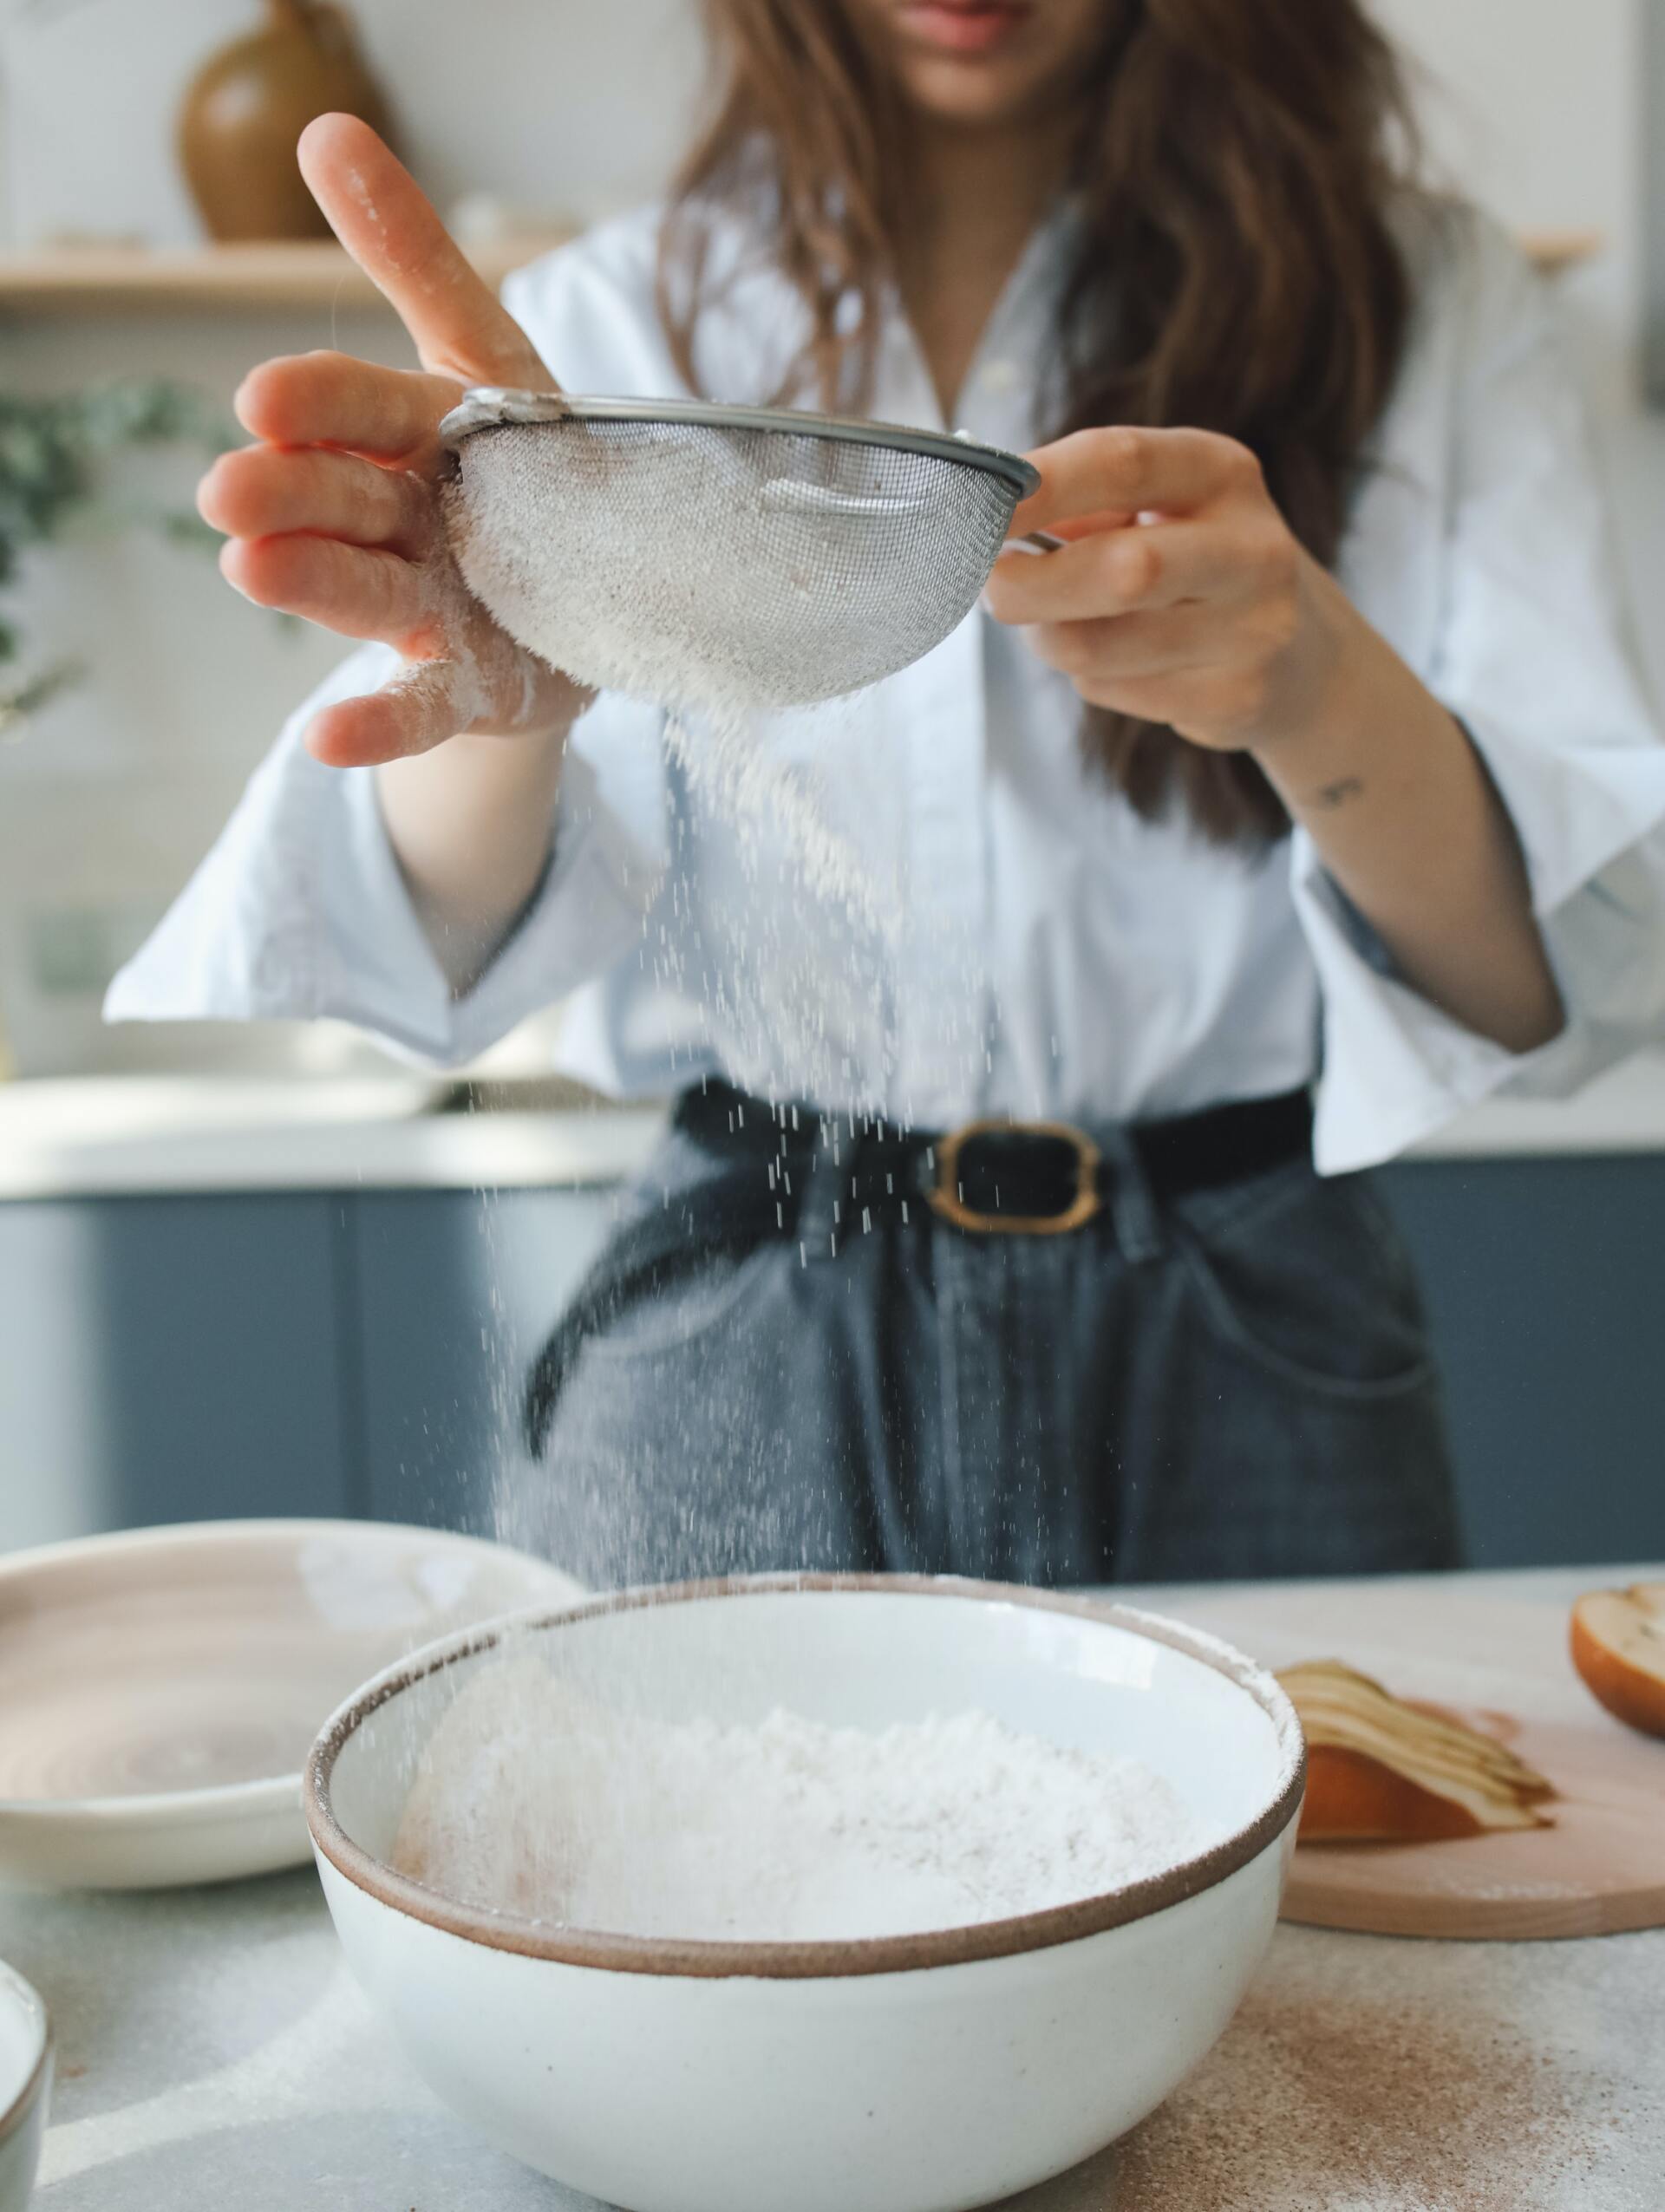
[1313,774,1365,809]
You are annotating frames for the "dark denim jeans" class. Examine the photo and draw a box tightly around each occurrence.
[535,1121,1463,1590]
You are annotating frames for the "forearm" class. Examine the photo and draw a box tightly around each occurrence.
[377,721,571,995]
[993,425,1567,1055]
[1255,566,1564,1054]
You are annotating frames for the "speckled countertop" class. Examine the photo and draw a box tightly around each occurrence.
[7,1568,1662,2210]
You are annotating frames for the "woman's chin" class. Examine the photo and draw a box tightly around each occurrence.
[891,58,1060,128]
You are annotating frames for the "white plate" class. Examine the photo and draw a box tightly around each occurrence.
[0,1960,49,2212]
[0,1520,582,1889]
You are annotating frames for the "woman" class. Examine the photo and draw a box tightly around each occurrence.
[114,1,1665,1588]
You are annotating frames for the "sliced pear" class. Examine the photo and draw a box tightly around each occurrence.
[1570,1583,1665,1740]
[1277,1658,1555,1843]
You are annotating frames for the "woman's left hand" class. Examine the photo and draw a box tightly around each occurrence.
[984,425,1353,756]
[987,423,1564,1057]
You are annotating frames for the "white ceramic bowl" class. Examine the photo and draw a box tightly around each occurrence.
[308,1576,1303,2212]
[0,1961,49,2212]
[0,1519,582,1889]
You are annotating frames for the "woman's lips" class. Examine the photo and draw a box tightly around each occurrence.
[898,2,1033,58]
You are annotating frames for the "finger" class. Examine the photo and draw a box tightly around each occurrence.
[220,532,441,653]
[235,352,460,470]
[1041,509,1137,543]
[987,519,1250,625]
[1024,606,1215,684]
[199,445,433,558]
[1013,427,1258,534]
[305,662,479,767]
[297,114,553,391]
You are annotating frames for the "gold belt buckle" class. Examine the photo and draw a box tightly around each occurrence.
[925,1118,1103,1237]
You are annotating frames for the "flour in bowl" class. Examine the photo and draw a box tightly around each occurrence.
[390,1655,1201,1941]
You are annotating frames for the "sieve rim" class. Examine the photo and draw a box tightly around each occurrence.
[439,388,1041,499]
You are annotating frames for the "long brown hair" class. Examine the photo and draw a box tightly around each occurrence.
[659,1,1417,843]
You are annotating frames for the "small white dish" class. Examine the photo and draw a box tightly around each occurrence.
[0,1961,49,2212]
[308,1576,1304,2212]
[0,1519,582,1889]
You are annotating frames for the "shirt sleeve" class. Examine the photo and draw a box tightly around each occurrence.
[1299,212,1665,1174]
[105,643,668,1067]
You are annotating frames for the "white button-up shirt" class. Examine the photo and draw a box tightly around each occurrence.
[108,200,1665,1172]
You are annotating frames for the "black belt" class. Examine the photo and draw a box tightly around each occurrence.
[525,1082,1311,1457]
[676,1080,1312,1234]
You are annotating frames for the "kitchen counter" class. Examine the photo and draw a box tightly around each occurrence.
[10,1048,1665,1197]
[6,1048,1662,1203]
[0,1079,666,1199]
[7,1566,1661,2211]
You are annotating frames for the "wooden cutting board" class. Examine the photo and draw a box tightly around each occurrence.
[1161,1576,1665,1941]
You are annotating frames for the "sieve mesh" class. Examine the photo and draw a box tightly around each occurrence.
[441,395,1037,714]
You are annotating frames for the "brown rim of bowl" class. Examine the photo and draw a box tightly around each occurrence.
[0,1966,50,2148]
[305,1573,1306,1982]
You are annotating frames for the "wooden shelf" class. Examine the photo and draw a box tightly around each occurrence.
[0,234,575,314]
[0,225,1603,316]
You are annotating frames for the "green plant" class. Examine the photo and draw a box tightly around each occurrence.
[0,379,238,733]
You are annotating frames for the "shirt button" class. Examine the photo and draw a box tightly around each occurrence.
[979,359,1021,395]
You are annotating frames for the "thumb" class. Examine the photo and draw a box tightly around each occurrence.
[297,114,556,395]
[305,661,472,766]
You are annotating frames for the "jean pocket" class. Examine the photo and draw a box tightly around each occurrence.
[1176,1166,1436,1402]
[573,1242,779,1368]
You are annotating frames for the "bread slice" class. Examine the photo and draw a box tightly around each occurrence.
[1278,1659,1555,1843]
[1570,1584,1665,1739]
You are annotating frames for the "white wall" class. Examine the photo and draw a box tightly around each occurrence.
[1372,0,1665,678]
[0,0,1659,1073]
[1,0,705,241]
[0,0,702,1073]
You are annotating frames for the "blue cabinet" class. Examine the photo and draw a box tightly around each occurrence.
[350,1188,615,1537]
[0,1195,355,1550]
[3,1160,1662,1569]
[1380,1159,1665,1569]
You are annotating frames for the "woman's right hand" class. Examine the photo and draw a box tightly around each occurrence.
[197,114,588,768]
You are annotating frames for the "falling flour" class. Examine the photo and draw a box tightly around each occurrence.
[391,1654,1202,1942]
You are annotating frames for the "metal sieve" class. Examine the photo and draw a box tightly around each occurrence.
[438,390,1042,712]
